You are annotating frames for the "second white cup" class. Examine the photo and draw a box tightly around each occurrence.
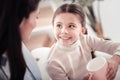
[87,57,108,80]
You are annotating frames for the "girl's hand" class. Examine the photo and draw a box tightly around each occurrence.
[107,55,120,80]
[83,73,94,80]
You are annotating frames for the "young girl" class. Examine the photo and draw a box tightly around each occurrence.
[46,3,120,80]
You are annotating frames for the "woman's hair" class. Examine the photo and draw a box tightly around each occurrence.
[52,3,86,27]
[0,0,40,79]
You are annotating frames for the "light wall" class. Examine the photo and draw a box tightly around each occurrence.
[93,0,120,42]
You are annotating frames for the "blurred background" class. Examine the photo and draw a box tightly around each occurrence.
[25,0,120,51]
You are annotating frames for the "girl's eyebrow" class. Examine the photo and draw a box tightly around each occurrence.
[56,22,62,23]
[68,23,76,26]
[56,22,63,24]
[69,23,75,24]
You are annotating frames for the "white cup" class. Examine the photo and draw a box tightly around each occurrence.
[87,57,108,80]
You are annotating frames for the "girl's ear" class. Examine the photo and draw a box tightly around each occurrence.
[81,27,87,34]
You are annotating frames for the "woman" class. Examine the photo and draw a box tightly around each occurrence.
[0,0,42,80]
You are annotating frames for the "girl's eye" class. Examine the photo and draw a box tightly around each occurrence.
[56,24,62,28]
[69,25,75,28]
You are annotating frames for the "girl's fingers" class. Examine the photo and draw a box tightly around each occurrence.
[107,62,116,80]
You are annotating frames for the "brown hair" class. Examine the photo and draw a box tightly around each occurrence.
[52,3,86,27]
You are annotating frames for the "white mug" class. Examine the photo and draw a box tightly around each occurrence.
[87,57,108,80]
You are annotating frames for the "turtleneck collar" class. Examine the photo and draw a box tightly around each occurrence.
[56,40,80,51]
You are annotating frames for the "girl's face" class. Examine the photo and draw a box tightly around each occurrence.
[53,13,84,46]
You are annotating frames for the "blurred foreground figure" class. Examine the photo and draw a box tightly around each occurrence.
[0,0,42,80]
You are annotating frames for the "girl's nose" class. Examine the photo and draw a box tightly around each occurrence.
[61,27,68,34]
